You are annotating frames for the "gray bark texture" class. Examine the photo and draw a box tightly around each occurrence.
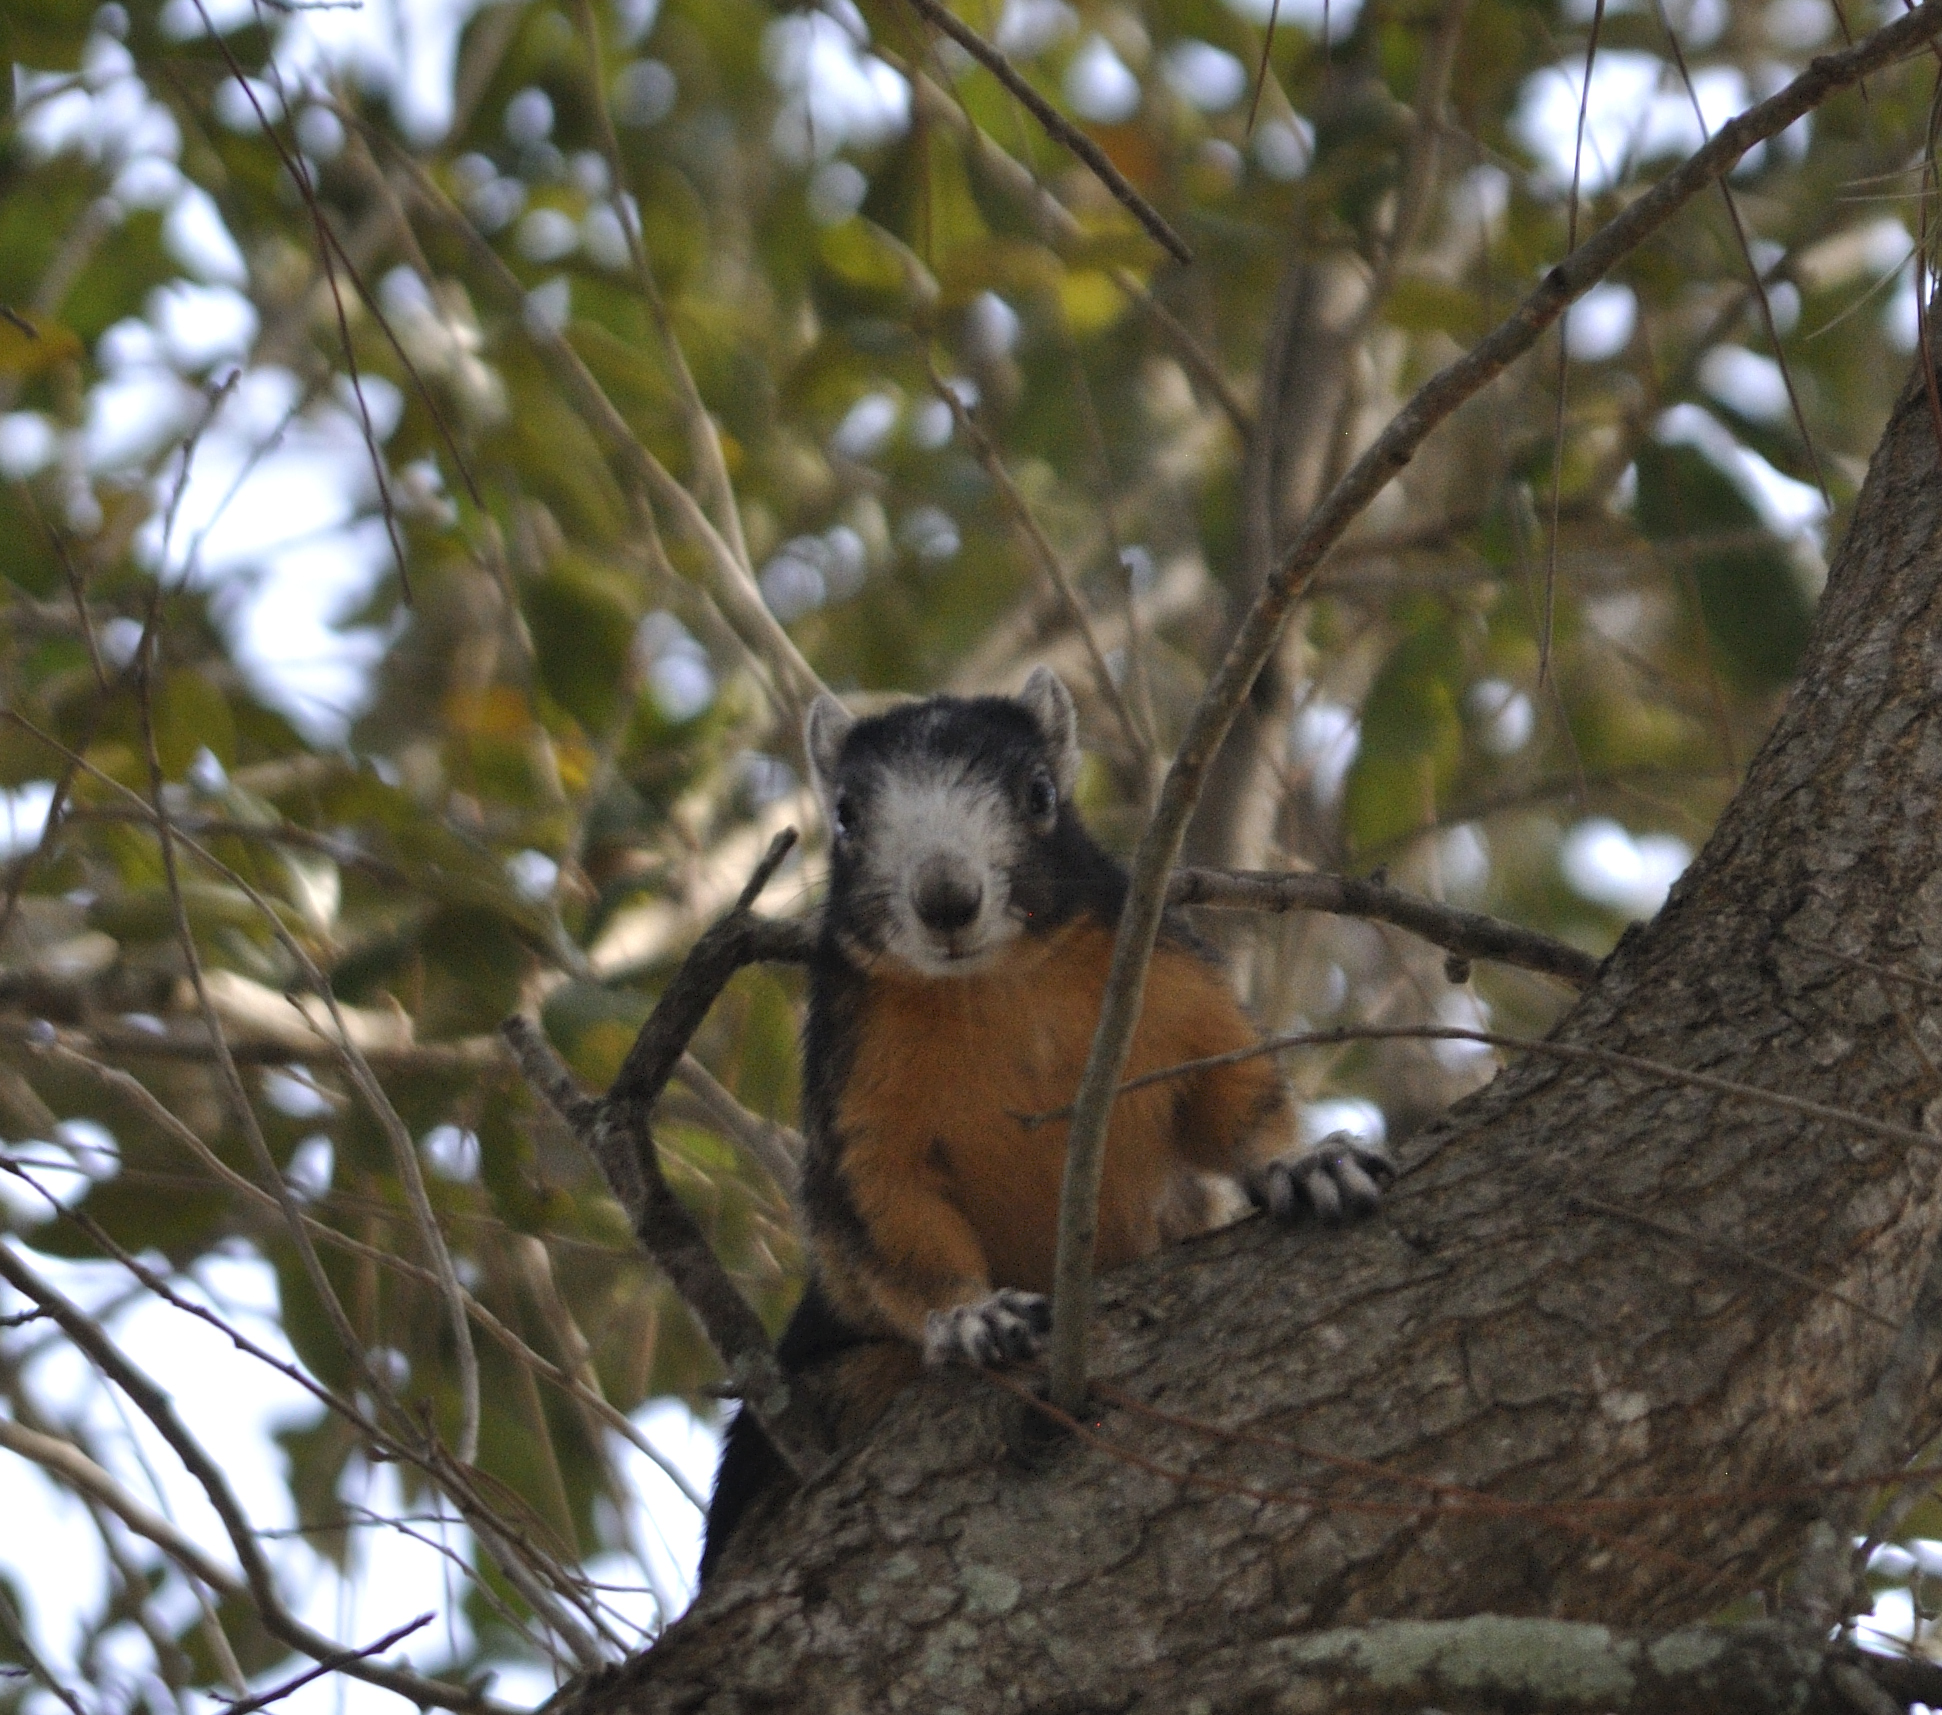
[560,359,1942,1712]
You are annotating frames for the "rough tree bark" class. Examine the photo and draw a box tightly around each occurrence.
[558,352,1942,1711]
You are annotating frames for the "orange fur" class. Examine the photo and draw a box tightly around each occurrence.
[820,922,1292,1340]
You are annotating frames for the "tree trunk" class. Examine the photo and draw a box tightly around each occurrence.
[563,357,1942,1712]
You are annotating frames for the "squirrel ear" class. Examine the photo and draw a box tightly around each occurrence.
[1020,666,1080,792]
[804,694,855,821]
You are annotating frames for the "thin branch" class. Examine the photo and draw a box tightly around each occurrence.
[861,38,1243,430]
[24,1037,709,1513]
[894,0,1191,264]
[1790,935,1942,1002]
[926,360,1155,768]
[675,1053,802,1198]
[6,714,607,1644]
[0,1013,501,1073]
[1106,267,1252,436]
[366,134,829,733]
[1166,866,1599,984]
[219,1614,433,1715]
[502,831,830,1483]
[0,1157,604,1661]
[0,1584,86,1715]
[1043,0,1942,1415]
[115,649,393,1430]
[0,1243,512,1713]
[183,2,411,599]
[572,0,752,574]
[0,1417,248,1603]
[1563,1193,1900,1331]
[32,688,484,1462]
[978,1366,1713,1574]
[1651,0,1832,511]
[1541,0,1607,687]
[1028,1021,1939,1157]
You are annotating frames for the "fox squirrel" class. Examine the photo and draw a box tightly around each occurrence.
[699,668,1392,1581]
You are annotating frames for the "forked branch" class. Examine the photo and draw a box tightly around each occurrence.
[501,831,825,1483]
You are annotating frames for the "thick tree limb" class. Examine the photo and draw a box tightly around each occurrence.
[559,246,1942,1713]
[1047,0,1942,1415]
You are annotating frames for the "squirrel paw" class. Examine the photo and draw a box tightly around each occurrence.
[922,1289,1052,1368]
[1249,1131,1396,1225]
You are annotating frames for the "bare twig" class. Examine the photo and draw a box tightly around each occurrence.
[1541,0,1607,687]
[502,830,829,1482]
[0,1585,86,1715]
[926,361,1154,769]
[114,648,393,1426]
[1043,0,1942,1415]
[0,1417,246,1604]
[1651,0,1832,511]
[0,1244,511,1713]
[573,0,751,574]
[219,1614,434,1715]
[895,0,1191,264]
[1789,935,1942,1002]
[862,40,1242,429]
[21,690,486,1461]
[0,1156,600,1662]
[1028,1020,1939,1157]
[151,685,483,1471]
[4,716,615,1644]
[364,134,829,733]
[184,0,412,598]
[0,1012,501,1073]
[675,1053,802,1197]
[1167,866,1599,984]
[1107,267,1252,435]
[22,1037,707,1512]
[1564,1193,1899,1330]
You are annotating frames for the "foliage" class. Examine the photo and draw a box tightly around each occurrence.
[0,0,1934,1702]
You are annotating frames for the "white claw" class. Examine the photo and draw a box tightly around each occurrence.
[1335,1158,1384,1212]
[1255,1130,1394,1225]
[922,1289,1050,1367]
[1302,1164,1345,1223]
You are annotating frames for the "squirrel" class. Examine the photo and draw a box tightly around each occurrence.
[698,667,1393,1582]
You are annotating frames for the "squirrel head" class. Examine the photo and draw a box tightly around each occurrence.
[803,669,1090,975]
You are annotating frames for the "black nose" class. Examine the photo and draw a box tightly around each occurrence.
[912,859,982,933]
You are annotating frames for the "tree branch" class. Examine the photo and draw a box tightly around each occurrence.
[502,831,829,1483]
[0,1416,247,1602]
[893,0,1191,264]
[1167,867,1600,986]
[1045,0,1942,1415]
[0,1242,514,1714]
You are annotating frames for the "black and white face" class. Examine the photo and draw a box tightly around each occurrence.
[805,669,1081,976]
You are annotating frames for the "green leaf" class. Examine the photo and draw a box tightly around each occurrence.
[1344,607,1466,851]
[1634,441,1813,689]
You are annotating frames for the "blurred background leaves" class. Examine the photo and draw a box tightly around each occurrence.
[1,0,1935,1701]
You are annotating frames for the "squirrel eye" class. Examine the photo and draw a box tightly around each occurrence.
[1026,771,1057,822]
[832,791,855,842]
